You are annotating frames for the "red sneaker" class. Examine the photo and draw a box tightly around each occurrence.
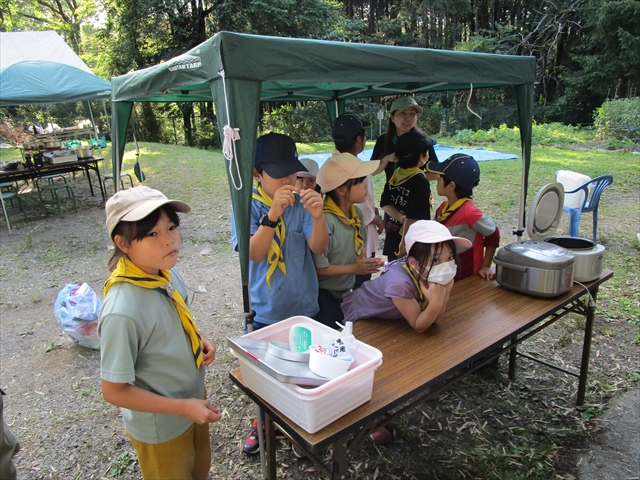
[242,419,263,455]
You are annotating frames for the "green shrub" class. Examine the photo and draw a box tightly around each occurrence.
[594,98,640,148]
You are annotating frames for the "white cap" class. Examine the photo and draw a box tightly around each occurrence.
[298,158,319,178]
[404,220,471,254]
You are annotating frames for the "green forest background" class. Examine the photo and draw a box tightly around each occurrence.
[1,0,638,148]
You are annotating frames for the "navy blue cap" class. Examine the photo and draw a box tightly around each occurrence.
[254,133,306,179]
[426,154,480,190]
[332,113,371,141]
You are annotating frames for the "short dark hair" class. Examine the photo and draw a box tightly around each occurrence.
[108,205,181,271]
[442,175,473,199]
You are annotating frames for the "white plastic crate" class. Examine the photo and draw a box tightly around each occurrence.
[236,316,383,433]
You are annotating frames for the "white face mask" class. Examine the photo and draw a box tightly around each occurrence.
[421,260,457,285]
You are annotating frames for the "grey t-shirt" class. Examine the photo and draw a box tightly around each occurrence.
[98,268,205,444]
[313,207,367,298]
[341,262,419,322]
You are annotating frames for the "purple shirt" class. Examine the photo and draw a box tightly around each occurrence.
[341,262,420,322]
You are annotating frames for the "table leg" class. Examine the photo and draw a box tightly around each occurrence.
[84,166,96,197]
[93,162,106,201]
[508,336,518,380]
[264,411,277,480]
[331,437,348,480]
[577,289,598,406]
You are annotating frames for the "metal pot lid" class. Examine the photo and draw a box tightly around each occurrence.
[527,182,564,241]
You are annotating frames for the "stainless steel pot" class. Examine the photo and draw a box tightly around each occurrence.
[75,146,94,159]
[43,139,62,149]
[545,237,605,282]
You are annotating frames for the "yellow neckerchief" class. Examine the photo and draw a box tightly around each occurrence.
[437,197,470,222]
[104,256,204,368]
[389,166,424,187]
[252,184,287,288]
[403,263,429,311]
[323,196,364,255]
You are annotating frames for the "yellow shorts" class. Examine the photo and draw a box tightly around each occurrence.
[126,421,211,480]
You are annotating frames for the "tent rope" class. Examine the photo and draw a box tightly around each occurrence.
[219,66,243,191]
[466,83,482,121]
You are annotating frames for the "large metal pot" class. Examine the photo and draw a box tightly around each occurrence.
[43,139,62,149]
[75,146,94,159]
[545,237,605,282]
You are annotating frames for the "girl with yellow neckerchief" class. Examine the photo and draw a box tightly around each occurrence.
[313,151,385,328]
[99,187,221,480]
[341,220,471,333]
[380,130,440,261]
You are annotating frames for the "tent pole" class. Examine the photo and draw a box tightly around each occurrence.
[87,102,104,158]
[102,100,111,133]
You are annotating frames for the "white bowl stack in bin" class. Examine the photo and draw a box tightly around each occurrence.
[234,316,383,434]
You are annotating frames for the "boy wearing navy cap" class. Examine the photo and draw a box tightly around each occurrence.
[427,153,500,280]
[332,113,385,288]
[231,132,329,454]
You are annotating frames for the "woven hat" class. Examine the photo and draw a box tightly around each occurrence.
[405,220,471,254]
[106,186,190,238]
[316,150,379,193]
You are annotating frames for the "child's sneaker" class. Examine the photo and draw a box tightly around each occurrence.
[242,419,263,454]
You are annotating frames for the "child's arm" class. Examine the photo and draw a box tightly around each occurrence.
[478,246,497,280]
[391,279,452,333]
[299,188,329,254]
[249,185,296,262]
[316,252,384,277]
[102,381,222,425]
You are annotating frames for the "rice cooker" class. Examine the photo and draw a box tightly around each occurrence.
[495,182,606,297]
[495,183,572,297]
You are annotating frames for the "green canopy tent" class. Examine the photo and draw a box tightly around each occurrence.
[111,31,536,324]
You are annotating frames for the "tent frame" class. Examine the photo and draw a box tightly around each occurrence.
[112,31,535,286]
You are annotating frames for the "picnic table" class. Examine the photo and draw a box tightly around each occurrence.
[0,156,106,202]
[230,270,613,479]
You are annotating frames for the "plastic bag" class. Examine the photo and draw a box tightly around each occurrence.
[53,282,102,349]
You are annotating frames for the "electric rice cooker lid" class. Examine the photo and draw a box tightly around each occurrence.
[527,182,564,241]
[497,240,575,269]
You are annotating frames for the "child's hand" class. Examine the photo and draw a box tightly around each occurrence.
[201,336,216,366]
[420,280,449,308]
[183,398,222,424]
[395,239,407,258]
[477,266,495,281]
[299,188,324,219]
[269,185,296,219]
[353,252,384,275]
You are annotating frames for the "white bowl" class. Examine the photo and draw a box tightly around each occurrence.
[308,346,353,379]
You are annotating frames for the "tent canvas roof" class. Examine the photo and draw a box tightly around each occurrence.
[110,31,535,316]
[0,31,111,106]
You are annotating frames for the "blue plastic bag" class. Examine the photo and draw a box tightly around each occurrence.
[53,283,102,349]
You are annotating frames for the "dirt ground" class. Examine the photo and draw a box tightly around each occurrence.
[1,178,638,480]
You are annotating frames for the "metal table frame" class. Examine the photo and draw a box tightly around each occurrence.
[230,271,613,479]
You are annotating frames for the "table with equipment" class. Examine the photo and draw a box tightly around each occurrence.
[230,271,613,479]
[0,156,106,202]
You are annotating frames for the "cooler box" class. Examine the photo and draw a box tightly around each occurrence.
[231,316,383,433]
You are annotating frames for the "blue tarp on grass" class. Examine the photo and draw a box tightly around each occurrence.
[302,145,519,168]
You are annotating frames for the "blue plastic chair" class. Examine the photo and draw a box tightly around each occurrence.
[555,171,613,242]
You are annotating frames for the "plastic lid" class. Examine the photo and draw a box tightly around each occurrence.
[527,182,564,241]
